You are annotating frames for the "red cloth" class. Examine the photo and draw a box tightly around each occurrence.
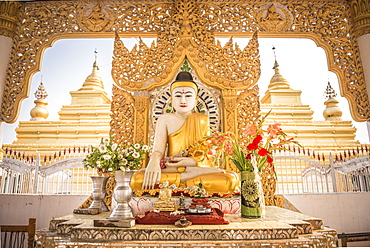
[135,208,228,225]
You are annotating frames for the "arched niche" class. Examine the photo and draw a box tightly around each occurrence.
[0,0,368,124]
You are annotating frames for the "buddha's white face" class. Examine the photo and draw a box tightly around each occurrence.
[172,86,197,115]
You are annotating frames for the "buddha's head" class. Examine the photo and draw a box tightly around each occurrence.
[170,71,198,114]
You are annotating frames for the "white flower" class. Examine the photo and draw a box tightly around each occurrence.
[108,168,113,171]
[128,147,134,152]
[121,158,128,165]
[103,137,110,145]
[132,152,140,158]
[134,143,141,149]
[112,143,118,150]
[96,161,101,168]
[103,155,111,160]
[98,144,107,153]
[119,166,126,171]
[142,145,149,151]
[121,149,128,156]
[270,138,280,145]
[129,162,134,166]
[118,154,123,159]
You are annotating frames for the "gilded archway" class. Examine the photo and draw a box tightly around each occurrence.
[0,0,369,122]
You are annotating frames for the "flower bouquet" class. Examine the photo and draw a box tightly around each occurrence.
[197,111,299,218]
[200,111,300,173]
[82,137,149,217]
[83,137,149,174]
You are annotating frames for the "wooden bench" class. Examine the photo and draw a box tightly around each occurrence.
[338,232,370,247]
[0,218,36,248]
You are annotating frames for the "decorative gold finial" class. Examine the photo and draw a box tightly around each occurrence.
[324,81,337,100]
[272,46,279,69]
[323,81,342,121]
[34,76,48,100]
[93,49,99,70]
[267,46,290,90]
[80,50,104,90]
[30,79,49,121]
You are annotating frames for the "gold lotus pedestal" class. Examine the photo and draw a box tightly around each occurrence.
[35,206,337,248]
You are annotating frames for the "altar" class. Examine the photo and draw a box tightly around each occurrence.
[35,206,336,247]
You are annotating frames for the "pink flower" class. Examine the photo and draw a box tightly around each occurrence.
[244,125,258,136]
[267,123,282,138]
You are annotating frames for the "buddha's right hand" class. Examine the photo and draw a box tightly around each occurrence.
[142,163,161,189]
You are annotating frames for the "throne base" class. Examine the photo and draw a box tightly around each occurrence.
[35,206,337,247]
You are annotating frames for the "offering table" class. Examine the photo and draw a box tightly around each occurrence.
[35,206,337,247]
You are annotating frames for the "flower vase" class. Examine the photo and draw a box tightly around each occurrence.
[108,170,137,220]
[89,176,109,212]
[240,171,261,218]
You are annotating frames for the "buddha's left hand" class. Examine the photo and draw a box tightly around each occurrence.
[166,157,196,167]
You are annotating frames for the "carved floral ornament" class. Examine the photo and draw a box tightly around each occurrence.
[0,0,369,124]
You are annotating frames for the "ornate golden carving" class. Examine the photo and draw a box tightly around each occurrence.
[349,0,370,38]
[79,4,114,32]
[133,91,150,144]
[1,0,369,123]
[237,85,261,131]
[0,2,21,38]
[257,3,293,32]
[222,89,238,136]
[110,85,135,146]
[261,165,283,208]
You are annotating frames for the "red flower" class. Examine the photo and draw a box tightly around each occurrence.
[267,156,273,163]
[254,135,263,144]
[258,148,269,156]
[247,143,258,150]
[246,153,252,159]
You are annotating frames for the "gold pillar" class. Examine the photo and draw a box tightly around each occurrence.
[350,0,370,38]
[133,91,150,144]
[0,2,21,38]
[221,89,238,134]
[221,89,238,172]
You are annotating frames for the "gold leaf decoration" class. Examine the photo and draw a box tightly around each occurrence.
[1,0,368,123]
[110,85,135,147]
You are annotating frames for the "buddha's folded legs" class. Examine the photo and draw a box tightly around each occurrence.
[131,171,239,193]
[185,173,239,193]
[130,171,181,190]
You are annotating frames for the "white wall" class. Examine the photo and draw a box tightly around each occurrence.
[284,192,370,234]
[0,194,88,229]
[284,192,370,247]
[0,193,369,238]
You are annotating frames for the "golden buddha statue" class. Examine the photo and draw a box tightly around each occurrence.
[153,180,176,211]
[131,72,239,193]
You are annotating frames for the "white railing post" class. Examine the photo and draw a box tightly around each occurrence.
[358,170,365,192]
[33,154,40,194]
[329,153,338,192]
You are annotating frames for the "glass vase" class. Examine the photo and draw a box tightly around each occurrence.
[89,176,109,212]
[108,170,137,220]
[240,171,261,218]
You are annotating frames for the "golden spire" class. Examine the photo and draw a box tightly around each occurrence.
[80,49,104,91]
[268,46,291,90]
[323,81,342,121]
[30,78,49,121]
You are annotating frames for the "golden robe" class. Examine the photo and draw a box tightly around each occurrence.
[131,112,239,192]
